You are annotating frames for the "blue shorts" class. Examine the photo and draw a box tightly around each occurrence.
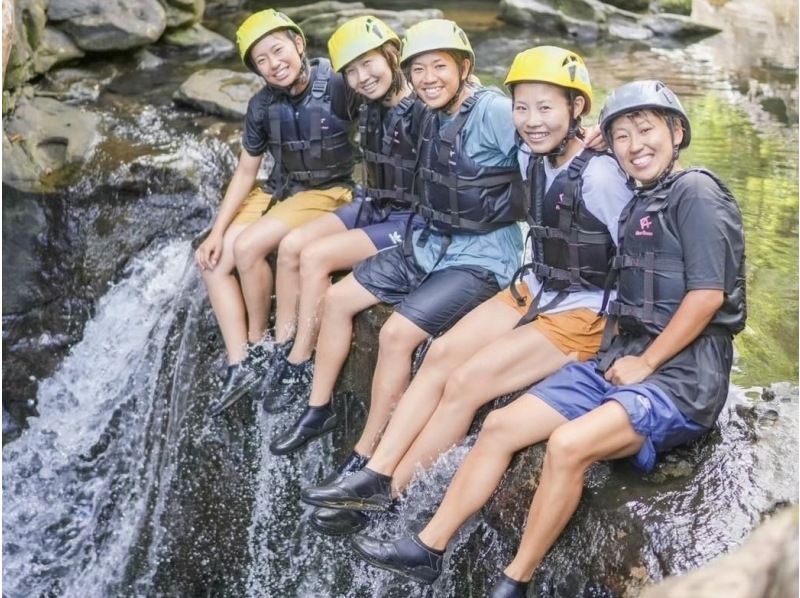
[353,245,500,336]
[334,199,423,251]
[530,361,708,472]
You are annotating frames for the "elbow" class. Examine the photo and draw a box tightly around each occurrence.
[699,289,725,312]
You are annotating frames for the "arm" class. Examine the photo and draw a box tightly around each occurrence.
[194,150,262,270]
[604,289,723,385]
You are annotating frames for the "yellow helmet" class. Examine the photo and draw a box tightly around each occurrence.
[399,19,474,67]
[328,16,400,73]
[236,9,305,72]
[504,46,593,115]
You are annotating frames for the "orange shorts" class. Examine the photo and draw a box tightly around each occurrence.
[496,283,606,361]
[231,186,352,227]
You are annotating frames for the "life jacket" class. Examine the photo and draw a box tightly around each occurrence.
[602,168,747,338]
[266,58,356,199]
[358,94,424,213]
[413,88,525,234]
[509,150,616,326]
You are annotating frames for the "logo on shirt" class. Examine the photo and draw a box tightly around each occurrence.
[389,231,403,245]
[635,215,654,237]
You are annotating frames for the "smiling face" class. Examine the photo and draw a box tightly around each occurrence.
[610,110,683,185]
[512,82,584,157]
[249,30,305,88]
[408,50,468,109]
[344,49,393,100]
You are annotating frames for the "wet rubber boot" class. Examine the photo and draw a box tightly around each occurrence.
[301,467,392,511]
[269,404,338,456]
[256,339,294,408]
[489,573,529,598]
[350,533,443,584]
[207,342,272,417]
[309,508,369,536]
[263,358,314,414]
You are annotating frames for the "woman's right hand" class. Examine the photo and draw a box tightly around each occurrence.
[195,230,224,271]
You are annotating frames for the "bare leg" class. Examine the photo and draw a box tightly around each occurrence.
[352,313,430,457]
[306,274,379,407]
[233,216,291,343]
[418,394,568,550]
[201,223,249,364]
[366,296,520,476]
[503,401,644,582]
[273,214,348,345]
[288,229,377,364]
[391,324,575,492]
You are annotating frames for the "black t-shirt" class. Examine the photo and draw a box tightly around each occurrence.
[603,170,746,428]
[241,65,360,157]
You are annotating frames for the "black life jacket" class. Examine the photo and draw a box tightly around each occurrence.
[509,150,616,326]
[358,94,424,213]
[266,58,357,199]
[602,168,747,338]
[526,150,615,292]
[413,88,525,234]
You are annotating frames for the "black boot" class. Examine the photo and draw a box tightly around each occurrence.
[309,508,369,536]
[489,573,530,598]
[263,358,314,413]
[301,467,392,511]
[256,340,293,407]
[207,342,273,417]
[269,404,338,456]
[351,533,443,584]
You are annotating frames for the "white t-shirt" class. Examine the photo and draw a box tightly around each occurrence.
[521,152,633,314]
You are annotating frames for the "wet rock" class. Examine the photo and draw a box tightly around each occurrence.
[641,12,721,38]
[600,0,648,11]
[3,0,48,90]
[2,95,102,192]
[2,0,13,76]
[652,0,691,16]
[48,0,167,52]
[276,2,443,44]
[641,507,799,598]
[159,0,205,29]
[32,27,85,74]
[162,23,235,57]
[2,187,50,313]
[499,0,720,41]
[173,68,262,120]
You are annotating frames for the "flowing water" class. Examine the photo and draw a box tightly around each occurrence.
[3,2,798,597]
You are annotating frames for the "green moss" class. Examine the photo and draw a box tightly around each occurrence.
[654,0,692,16]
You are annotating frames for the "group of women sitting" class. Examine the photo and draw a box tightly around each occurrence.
[194,9,746,596]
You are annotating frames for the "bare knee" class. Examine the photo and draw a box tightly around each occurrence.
[545,425,591,471]
[299,244,330,281]
[277,229,305,268]
[439,364,474,407]
[378,318,420,356]
[233,233,263,271]
[421,337,453,370]
[475,409,518,452]
[322,283,358,319]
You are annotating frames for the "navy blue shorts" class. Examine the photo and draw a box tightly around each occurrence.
[530,361,708,472]
[352,245,500,336]
[334,199,423,251]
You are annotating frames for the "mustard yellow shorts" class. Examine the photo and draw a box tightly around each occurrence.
[496,282,606,361]
[231,186,353,228]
